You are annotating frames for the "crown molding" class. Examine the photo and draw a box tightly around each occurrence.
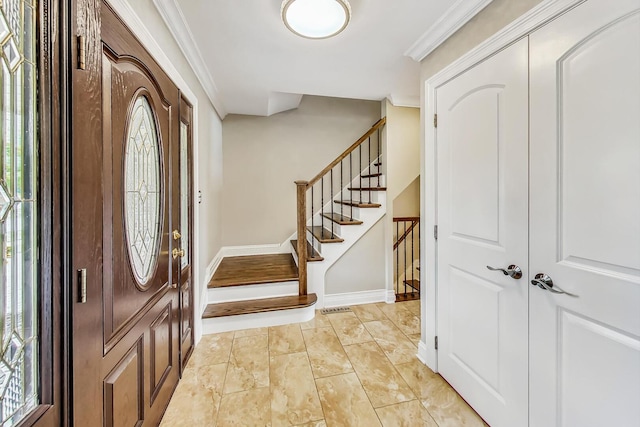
[404,0,494,62]
[387,95,420,108]
[153,0,227,118]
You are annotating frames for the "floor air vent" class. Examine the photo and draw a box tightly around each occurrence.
[320,307,352,315]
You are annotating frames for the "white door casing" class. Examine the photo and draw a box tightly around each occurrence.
[435,38,529,427]
[529,0,640,426]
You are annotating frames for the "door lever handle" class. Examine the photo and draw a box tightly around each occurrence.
[530,273,578,297]
[486,264,523,279]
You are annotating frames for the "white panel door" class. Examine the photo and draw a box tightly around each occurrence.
[529,0,640,426]
[436,38,529,427]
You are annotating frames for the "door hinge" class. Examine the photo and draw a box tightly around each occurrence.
[434,225,438,240]
[433,114,438,128]
[435,336,438,350]
[77,35,86,70]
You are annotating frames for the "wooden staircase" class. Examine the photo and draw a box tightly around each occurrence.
[294,117,387,306]
[201,118,386,333]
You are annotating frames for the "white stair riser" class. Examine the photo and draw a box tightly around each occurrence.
[207,280,299,303]
[346,190,383,204]
[202,304,315,335]
[354,175,386,187]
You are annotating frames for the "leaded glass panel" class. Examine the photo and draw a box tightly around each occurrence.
[179,122,188,269]
[0,0,39,425]
[124,96,162,286]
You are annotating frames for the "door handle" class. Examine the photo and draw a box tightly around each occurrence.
[530,273,578,297]
[486,264,523,279]
[172,230,181,240]
[172,248,185,259]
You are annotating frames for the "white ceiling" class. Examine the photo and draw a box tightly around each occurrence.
[154,0,493,117]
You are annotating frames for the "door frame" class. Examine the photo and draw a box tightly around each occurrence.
[420,0,586,371]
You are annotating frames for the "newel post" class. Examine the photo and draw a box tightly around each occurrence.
[295,181,309,295]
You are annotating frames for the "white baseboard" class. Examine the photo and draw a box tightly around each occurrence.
[221,243,291,258]
[205,253,221,284]
[385,290,396,303]
[323,289,388,308]
[417,341,429,366]
[202,304,316,335]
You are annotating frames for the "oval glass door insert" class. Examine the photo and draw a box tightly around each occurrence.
[124,95,162,286]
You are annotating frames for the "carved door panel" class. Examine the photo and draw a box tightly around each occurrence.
[71,1,181,425]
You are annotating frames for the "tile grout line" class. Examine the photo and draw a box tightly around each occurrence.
[297,320,329,425]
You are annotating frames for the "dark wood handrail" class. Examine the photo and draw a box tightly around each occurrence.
[393,216,420,222]
[393,218,419,250]
[307,117,386,187]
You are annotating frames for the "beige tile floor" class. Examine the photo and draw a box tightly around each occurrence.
[160,301,487,427]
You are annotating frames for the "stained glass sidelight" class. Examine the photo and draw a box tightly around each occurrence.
[179,122,188,269]
[124,96,162,286]
[0,0,39,424]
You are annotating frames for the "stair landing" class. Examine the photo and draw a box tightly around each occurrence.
[208,253,298,288]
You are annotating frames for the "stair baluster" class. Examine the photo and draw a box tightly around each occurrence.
[404,221,408,295]
[330,169,335,238]
[377,129,382,187]
[321,176,324,237]
[359,144,363,204]
[368,136,372,204]
[340,161,344,217]
[349,152,353,220]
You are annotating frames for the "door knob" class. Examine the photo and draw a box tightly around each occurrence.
[486,264,523,279]
[530,273,578,297]
[172,230,181,240]
[172,248,185,259]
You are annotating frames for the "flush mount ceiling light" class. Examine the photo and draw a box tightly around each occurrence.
[282,0,351,39]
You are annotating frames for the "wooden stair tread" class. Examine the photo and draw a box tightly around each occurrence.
[403,279,420,291]
[321,213,363,225]
[208,254,298,288]
[361,172,382,178]
[202,294,317,319]
[307,226,344,243]
[395,292,420,302]
[334,200,382,208]
[291,239,324,262]
[348,187,387,191]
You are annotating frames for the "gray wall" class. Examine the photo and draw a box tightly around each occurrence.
[221,95,381,246]
[394,177,420,217]
[325,219,386,295]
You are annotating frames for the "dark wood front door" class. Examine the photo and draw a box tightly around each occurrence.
[71,1,182,425]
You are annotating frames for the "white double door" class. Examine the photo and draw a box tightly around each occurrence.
[435,0,640,426]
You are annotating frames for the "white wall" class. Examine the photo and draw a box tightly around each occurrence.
[221,95,381,246]
[122,0,225,341]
